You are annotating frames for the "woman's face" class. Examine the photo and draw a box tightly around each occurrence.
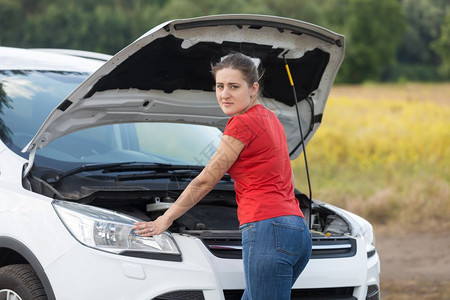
[215,68,259,116]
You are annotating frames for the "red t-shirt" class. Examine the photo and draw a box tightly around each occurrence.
[223,104,304,225]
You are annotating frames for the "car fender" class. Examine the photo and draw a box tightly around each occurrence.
[0,236,56,300]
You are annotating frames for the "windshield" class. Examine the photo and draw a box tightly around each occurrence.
[0,70,87,151]
[0,70,221,170]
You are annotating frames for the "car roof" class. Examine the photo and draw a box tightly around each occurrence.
[0,47,105,72]
[30,48,112,62]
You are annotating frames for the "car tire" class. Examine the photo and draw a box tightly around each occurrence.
[0,264,47,300]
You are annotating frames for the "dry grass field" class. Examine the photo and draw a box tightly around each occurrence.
[293,83,450,231]
[291,83,450,299]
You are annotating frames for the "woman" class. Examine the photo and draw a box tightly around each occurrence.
[133,52,312,299]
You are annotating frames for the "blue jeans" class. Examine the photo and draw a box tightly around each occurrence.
[240,216,312,300]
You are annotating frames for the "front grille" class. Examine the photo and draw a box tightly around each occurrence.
[366,284,380,300]
[224,287,355,300]
[312,237,357,258]
[201,236,357,259]
[201,237,242,259]
[367,249,376,258]
[153,290,204,300]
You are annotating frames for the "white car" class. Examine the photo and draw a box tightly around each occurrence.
[0,15,380,300]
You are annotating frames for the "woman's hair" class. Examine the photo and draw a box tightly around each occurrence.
[211,52,264,96]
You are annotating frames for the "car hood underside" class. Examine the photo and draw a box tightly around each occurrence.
[24,14,345,164]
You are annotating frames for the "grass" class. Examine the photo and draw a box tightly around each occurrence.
[292,83,450,231]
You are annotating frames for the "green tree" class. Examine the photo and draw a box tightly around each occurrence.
[0,0,26,45]
[338,0,407,83]
[5,0,449,83]
[399,0,448,64]
[1,0,164,54]
[394,0,450,81]
[256,0,326,25]
[155,0,266,22]
[432,12,450,79]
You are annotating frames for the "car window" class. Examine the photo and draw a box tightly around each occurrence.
[136,122,221,165]
[38,122,221,166]
[0,70,88,151]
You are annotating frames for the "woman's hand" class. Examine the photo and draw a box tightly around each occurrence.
[133,215,173,237]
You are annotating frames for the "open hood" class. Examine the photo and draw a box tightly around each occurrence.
[24,14,345,162]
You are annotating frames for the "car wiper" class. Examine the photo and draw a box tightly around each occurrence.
[47,162,230,183]
[114,169,203,181]
[46,161,136,184]
[109,164,232,182]
[103,163,205,173]
[110,163,205,181]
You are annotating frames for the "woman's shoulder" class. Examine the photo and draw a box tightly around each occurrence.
[227,104,270,126]
[243,104,269,118]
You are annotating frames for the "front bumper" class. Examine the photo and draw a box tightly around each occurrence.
[46,234,379,300]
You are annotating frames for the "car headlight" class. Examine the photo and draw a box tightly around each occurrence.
[53,200,181,261]
[336,208,376,255]
[360,223,376,254]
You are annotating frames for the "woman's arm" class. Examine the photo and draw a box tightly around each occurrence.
[133,135,244,236]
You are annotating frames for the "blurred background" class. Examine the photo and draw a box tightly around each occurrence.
[1,1,449,298]
[1,0,449,83]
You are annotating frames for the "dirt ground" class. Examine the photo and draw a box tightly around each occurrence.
[375,229,450,299]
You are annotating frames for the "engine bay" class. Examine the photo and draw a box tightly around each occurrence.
[25,169,351,238]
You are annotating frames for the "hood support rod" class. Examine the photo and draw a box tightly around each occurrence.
[284,55,313,229]
[23,146,37,178]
